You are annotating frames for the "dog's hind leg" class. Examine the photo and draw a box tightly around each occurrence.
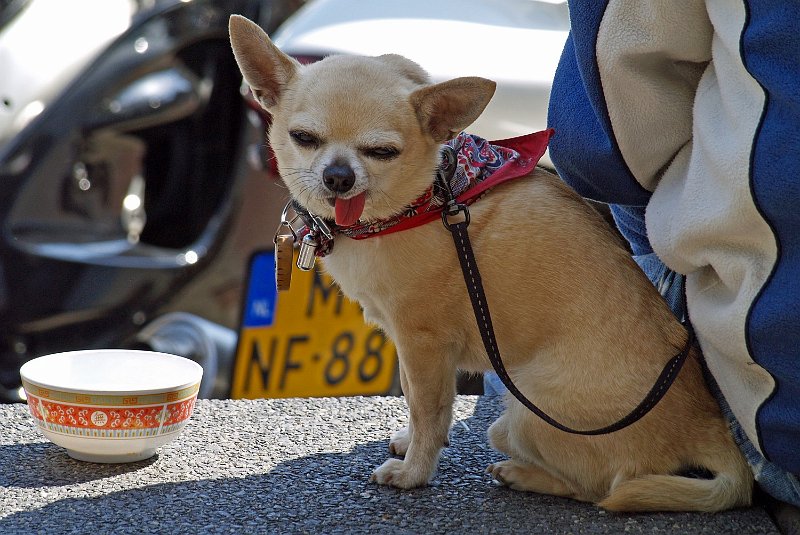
[487,410,587,500]
[487,460,577,499]
[488,410,542,461]
[487,412,515,456]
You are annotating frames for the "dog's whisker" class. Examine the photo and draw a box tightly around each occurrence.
[367,187,408,216]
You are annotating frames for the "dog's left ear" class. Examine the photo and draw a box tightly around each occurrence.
[229,14,300,110]
[410,77,496,142]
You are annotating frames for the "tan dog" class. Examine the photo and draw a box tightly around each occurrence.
[229,15,753,512]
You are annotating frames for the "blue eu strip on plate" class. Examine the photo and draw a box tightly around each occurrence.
[242,252,278,328]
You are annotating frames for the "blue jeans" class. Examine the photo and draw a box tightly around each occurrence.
[484,251,800,506]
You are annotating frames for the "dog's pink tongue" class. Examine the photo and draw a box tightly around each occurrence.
[335,192,366,226]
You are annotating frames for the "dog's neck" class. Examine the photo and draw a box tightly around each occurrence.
[294,130,553,256]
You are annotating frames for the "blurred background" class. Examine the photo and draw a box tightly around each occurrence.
[0,0,569,403]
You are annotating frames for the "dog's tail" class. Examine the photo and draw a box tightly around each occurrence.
[598,459,753,512]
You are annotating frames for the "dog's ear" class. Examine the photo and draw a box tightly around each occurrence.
[410,77,496,142]
[229,14,300,110]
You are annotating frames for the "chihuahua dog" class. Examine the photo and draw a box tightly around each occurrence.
[229,15,752,512]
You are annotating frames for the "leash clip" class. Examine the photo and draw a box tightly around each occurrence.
[437,145,470,229]
[442,201,470,230]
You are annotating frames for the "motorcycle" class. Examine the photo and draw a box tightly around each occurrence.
[0,0,302,402]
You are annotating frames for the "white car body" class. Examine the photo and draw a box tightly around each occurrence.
[271,0,569,165]
[0,0,133,145]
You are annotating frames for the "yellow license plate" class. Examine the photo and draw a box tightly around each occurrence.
[231,250,397,398]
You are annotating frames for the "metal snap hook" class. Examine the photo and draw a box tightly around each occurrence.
[441,202,470,230]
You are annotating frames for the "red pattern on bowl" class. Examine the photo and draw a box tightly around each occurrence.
[26,395,196,432]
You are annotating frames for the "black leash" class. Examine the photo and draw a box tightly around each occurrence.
[437,146,694,435]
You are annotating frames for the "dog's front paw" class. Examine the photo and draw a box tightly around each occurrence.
[389,427,411,456]
[370,458,429,489]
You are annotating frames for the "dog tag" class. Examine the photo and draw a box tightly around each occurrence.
[296,234,319,271]
[274,234,294,291]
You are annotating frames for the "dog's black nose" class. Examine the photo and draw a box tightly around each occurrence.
[322,163,355,193]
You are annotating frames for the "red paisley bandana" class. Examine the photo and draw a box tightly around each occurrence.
[305,129,553,256]
[338,129,553,240]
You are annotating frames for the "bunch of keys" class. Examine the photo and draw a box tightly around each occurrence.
[273,202,333,291]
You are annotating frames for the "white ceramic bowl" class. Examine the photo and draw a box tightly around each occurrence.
[20,349,202,463]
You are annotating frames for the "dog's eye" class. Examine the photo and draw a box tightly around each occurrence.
[363,146,400,160]
[289,130,320,148]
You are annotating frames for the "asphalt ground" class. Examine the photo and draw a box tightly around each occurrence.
[0,396,780,534]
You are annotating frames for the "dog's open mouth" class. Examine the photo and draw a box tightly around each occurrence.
[333,192,367,226]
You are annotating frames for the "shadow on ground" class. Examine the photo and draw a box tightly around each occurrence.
[0,441,157,488]
[0,397,775,534]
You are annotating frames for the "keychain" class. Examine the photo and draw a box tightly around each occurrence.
[297,211,333,272]
[273,202,299,291]
[273,202,335,290]
[296,234,319,271]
